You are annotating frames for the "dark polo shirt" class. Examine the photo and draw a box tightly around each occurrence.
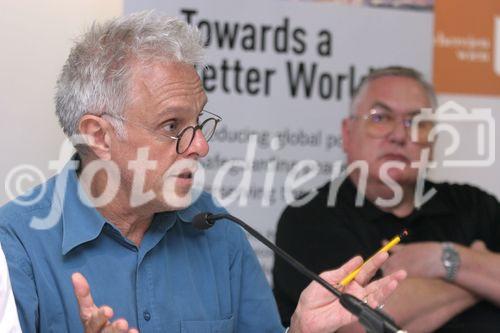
[273,179,500,332]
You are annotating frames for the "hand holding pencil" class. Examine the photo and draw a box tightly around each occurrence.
[339,230,408,287]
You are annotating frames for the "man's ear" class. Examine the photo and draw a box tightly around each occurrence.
[78,115,113,160]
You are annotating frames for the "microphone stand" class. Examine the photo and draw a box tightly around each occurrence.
[194,212,405,333]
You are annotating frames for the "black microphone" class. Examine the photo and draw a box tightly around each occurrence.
[192,212,406,333]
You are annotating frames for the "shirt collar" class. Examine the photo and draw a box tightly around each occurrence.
[59,156,222,254]
[336,178,452,221]
[60,158,107,255]
[336,178,385,222]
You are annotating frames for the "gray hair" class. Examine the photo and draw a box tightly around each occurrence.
[349,66,437,116]
[55,11,204,137]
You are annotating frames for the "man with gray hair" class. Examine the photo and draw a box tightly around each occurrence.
[0,12,404,333]
[273,66,500,332]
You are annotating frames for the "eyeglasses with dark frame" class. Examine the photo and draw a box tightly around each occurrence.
[101,110,222,154]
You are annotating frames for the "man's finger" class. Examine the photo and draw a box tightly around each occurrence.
[109,319,128,333]
[471,240,487,252]
[319,256,364,284]
[354,251,388,285]
[111,319,129,331]
[101,319,131,333]
[72,272,97,319]
[87,308,111,332]
[364,270,406,307]
[299,256,363,308]
[345,271,404,310]
[364,270,406,296]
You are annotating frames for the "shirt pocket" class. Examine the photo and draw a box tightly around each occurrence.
[181,315,234,333]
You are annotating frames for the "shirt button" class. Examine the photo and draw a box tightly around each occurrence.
[143,311,151,321]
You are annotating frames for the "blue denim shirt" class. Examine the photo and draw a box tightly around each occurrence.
[0,162,284,333]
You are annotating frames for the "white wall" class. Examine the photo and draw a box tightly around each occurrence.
[0,0,123,204]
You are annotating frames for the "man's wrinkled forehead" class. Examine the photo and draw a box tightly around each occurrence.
[351,76,432,116]
[126,60,206,112]
[131,59,202,88]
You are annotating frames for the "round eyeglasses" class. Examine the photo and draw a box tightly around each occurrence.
[101,110,222,154]
[171,112,221,154]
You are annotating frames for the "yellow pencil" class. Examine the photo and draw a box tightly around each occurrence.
[339,230,408,287]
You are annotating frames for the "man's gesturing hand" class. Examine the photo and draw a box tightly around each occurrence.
[72,273,139,333]
[289,252,406,333]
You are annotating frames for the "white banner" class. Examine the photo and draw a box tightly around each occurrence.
[125,0,433,280]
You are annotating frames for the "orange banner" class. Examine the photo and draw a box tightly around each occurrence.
[433,0,500,96]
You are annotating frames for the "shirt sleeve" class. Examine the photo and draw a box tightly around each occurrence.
[451,183,500,252]
[0,226,39,333]
[226,221,284,333]
[0,244,22,333]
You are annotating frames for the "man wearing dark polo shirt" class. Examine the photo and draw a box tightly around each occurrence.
[273,66,500,332]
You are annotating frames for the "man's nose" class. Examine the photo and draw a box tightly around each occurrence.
[185,128,209,157]
[387,118,407,145]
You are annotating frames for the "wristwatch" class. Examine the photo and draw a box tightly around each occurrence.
[441,242,460,281]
